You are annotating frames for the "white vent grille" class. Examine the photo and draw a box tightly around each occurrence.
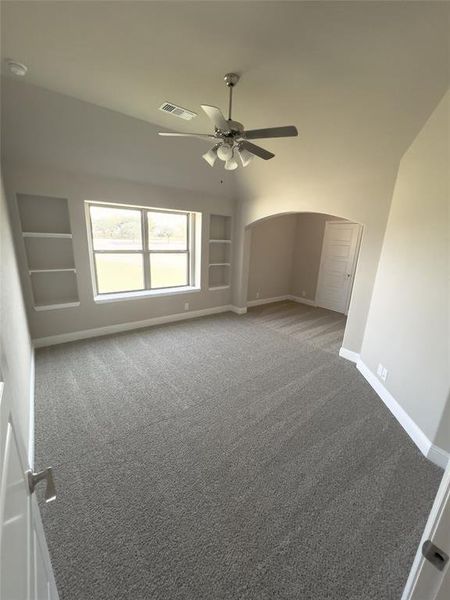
[159,102,197,120]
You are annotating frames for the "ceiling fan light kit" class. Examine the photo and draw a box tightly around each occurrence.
[202,144,220,167]
[158,73,298,171]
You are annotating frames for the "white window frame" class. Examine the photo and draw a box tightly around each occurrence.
[85,201,201,302]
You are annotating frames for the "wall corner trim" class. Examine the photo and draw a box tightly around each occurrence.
[230,306,247,315]
[356,358,449,469]
[288,295,317,307]
[339,347,360,364]
[427,445,450,470]
[247,295,290,307]
[246,295,317,308]
[33,305,242,348]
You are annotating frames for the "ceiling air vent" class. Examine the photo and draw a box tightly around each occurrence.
[159,102,197,120]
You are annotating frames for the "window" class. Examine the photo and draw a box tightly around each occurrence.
[87,203,199,297]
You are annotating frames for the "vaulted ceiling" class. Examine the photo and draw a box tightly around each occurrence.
[1,1,448,199]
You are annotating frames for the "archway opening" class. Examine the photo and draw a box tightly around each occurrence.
[245,212,363,354]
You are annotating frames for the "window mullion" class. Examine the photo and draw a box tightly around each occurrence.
[142,210,151,290]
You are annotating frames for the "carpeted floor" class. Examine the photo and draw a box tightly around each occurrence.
[35,301,442,600]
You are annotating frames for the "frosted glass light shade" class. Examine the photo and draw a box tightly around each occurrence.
[202,146,218,167]
[237,147,254,167]
[217,144,233,161]
[224,156,239,170]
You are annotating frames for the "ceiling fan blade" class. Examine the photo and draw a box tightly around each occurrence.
[244,126,298,140]
[201,105,229,131]
[240,140,275,160]
[158,132,216,141]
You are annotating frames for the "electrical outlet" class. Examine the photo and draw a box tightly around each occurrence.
[381,367,388,382]
[256,290,260,299]
[184,302,189,311]
[302,290,306,297]
[377,363,383,377]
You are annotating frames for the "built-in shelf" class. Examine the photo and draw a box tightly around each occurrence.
[210,214,232,241]
[17,193,80,310]
[22,232,73,239]
[208,215,232,290]
[34,302,81,312]
[29,268,77,274]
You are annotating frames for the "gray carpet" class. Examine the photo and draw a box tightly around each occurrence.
[35,301,442,600]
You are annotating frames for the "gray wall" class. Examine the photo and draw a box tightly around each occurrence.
[1,80,237,342]
[247,214,297,301]
[233,157,398,354]
[0,171,33,452]
[360,91,449,451]
[291,214,344,302]
[4,164,235,341]
[247,213,344,304]
[1,78,235,199]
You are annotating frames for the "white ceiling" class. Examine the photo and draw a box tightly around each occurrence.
[1,1,448,205]
[2,1,448,152]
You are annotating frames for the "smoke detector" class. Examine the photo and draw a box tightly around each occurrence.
[7,60,28,77]
[159,102,197,120]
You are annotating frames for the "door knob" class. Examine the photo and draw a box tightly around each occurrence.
[26,467,56,503]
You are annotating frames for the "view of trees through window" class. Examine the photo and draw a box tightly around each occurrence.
[89,204,190,294]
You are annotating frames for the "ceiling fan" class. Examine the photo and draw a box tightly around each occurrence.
[158,73,298,170]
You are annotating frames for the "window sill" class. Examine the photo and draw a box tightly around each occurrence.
[95,286,201,304]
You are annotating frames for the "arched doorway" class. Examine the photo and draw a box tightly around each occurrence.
[244,211,363,353]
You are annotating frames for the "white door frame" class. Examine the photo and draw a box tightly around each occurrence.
[316,220,363,315]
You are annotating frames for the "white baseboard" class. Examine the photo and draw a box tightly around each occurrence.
[230,306,247,315]
[247,295,290,307]
[427,445,450,470]
[247,294,317,308]
[33,305,242,348]
[339,347,360,364]
[356,358,449,469]
[288,295,317,307]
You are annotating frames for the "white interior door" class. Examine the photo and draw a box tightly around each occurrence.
[0,382,59,600]
[402,462,450,600]
[316,221,362,314]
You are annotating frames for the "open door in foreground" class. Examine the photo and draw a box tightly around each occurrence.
[402,461,450,599]
[0,381,59,600]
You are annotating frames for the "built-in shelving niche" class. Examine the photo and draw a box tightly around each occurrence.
[17,194,80,311]
[208,214,232,290]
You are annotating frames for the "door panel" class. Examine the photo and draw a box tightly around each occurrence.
[0,421,29,600]
[316,222,362,314]
[402,463,450,599]
[0,382,59,600]
[34,527,51,600]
